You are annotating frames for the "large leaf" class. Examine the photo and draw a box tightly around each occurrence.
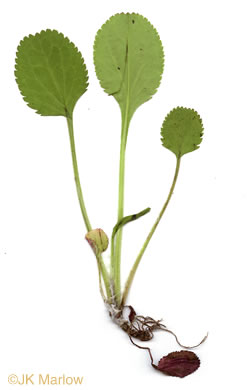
[15,29,88,118]
[94,13,164,122]
[161,107,204,158]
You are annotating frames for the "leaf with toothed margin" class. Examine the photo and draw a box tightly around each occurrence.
[161,107,204,158]
[94,13,164,124]
[156,351,200,378]
[15,29,88,118]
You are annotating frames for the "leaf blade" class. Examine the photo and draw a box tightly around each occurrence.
[15,29,88,117]
[161,107,204,158]
[112,207,151,241]
[94,13,164,121]
[157,351,200,378]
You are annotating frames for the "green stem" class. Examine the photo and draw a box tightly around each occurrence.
[67,116,92,232]
[66,116,111,300]
[96,256,111,302]
[121,156,181,306]
[112,114,129,305]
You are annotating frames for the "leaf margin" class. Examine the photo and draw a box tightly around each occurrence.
[161,106,204,158]
[15,29,89,118]
[93,12,165,120]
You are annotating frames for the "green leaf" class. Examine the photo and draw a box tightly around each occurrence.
[112,207,151,241]
[94,13,164,122]
[161,107,204,158]
[15,29,88,118]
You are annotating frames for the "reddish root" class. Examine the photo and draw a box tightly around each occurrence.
[107,303,206,378]
[107,303,208,348]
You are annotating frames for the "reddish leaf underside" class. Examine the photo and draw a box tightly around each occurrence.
[128,306,136,322]
[157,351,200,378]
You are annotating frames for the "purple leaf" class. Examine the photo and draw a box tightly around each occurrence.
[157,351,200,378]
[128,306,136,322]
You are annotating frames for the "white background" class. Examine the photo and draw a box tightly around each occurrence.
[1,0,247,388]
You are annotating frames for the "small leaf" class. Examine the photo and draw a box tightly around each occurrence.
[161,107,204,158]
[127,305,136,322]
[85,229,109,255]
[15,29,88,118]
[94,13,164,122]
[157,351,200,378]
[112,207,151,241]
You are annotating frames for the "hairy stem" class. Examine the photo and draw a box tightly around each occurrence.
[67,116,111,299]
[121,156,181,306]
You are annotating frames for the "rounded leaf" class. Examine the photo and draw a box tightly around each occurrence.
[161,107,204,158]
[157,350,200,378]
[15,29,88,117]
[94,13,164,121]
[85,228,109,255]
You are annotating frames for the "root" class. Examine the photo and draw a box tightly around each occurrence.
[106,303,208,347]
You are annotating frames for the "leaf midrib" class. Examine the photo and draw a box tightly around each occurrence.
[121,16,131,138]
